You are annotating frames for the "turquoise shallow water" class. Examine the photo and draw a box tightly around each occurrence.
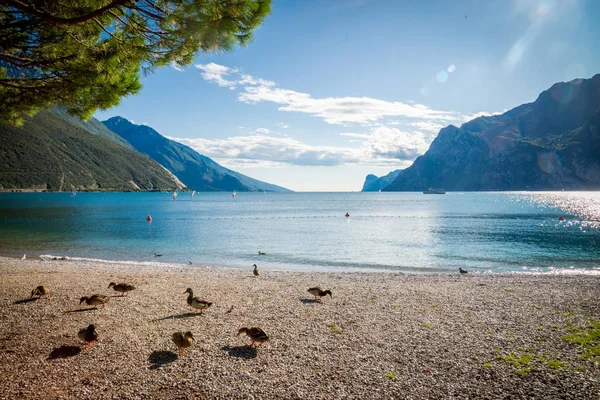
[0,192,598,273]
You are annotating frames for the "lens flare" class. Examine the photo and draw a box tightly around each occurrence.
[447,64,456,73]
[436,71,449,83]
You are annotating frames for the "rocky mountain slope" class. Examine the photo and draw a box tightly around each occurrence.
[0,110,183,191]
[103,117,291,192]
[384,74,600,191]
[361,170,402,192]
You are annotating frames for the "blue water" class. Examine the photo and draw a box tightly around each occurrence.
[0,192,598,273]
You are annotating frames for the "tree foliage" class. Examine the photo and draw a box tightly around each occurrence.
[0,0,271,125]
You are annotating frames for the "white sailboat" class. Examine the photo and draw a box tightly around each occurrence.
[172,190,178,200]
[232,190,237,198]
[191,190,196,199]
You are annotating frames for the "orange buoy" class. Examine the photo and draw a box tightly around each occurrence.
[345,213,350,217]
[146,215,152,222]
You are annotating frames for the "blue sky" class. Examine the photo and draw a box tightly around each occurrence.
[95,0,600,191]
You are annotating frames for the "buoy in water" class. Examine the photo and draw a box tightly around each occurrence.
[558,216,565,221]
[345,213,350,217]
[146,215,152,222]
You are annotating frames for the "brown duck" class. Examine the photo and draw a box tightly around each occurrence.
[78,324,98,350]
[31,285,49,298]
[108,282,136,296]
[183,288,212,314]
[237,327,269,347]
[80,294,110,308]
[307,287,332,301]
[172,331,195,355]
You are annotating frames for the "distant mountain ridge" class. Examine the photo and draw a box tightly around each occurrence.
[383,74,600,191]
[0,110,184,191]
[361,170,402,191]
[102,117,291,192]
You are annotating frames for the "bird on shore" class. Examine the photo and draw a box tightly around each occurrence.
[188,261,193,265]
[22,254,26,260]
[183,288,212,314]
[108,282,136,296]
[308,287,332,301]
[253,264,260,277]
[172,331,195,355]
[30,285,49,298]
[237,327,269,347]
[154,253,163,257]
[459,268,468,274]
[258,251,266,255]
[78,324,98,350]
[80,294,110,308]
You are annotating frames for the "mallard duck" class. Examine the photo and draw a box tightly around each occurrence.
[183,288,212,314]
[172,331,195,355]
[154,253,163,257]
[78,324,98,350]
[80,294,110,308]
[253,264,260,277]
[108,282,136,296]
[237,327,269,347]
[258,251,266,255]
[308,287,332,301]
[459,268,468,274]
[31,285,49,298]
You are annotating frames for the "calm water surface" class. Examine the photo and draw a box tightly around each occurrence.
[0,192,598,273]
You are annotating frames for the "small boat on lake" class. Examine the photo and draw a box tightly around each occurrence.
[423,188,446,194]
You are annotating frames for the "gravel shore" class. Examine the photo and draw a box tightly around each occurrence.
[0,257,599,399]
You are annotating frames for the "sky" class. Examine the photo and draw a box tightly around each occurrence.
[95,0,600,191]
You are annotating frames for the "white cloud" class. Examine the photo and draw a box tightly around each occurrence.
[278,122,290,129]
[255,128,271,134]
[169,124,431,169]
[408,121,444,133]
[195,62,457,125]
[170,61,185,72]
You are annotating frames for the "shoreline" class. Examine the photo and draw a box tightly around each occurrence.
[1,256,599,399]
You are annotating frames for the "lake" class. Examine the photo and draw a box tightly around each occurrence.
[0,191,598,273]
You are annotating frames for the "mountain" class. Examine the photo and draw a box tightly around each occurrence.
[102,117,291,192]
[0,110,184,191]
[384,74,600,191]
[361,170,402,191]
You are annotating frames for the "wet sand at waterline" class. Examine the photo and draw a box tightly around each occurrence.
[0,257,598,399]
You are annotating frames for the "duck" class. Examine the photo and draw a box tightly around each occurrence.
[258,251,266,256]
[307,287,332,301]
[459,268,468,274]
[108,282,136,296]
[154,253,163,257]
[78,324,98,350]
[183,288,212,314]
[30,285,49,298]
[172,331,195,355]
[79,294,110,308]
[237,327,269,347]
[253,264,260,277]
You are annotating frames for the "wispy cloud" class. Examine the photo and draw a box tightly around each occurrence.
[195,63,457,125]
[278,122,290,129]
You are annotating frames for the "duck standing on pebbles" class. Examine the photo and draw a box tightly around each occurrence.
[172,331,195,355]
[78,324,98,350]
[80,294,110,308]
[31,285,49,298]
[237,327,269,347]
[183,288,213,314]
[253,264,260,277]
[108,282,136,296]
[307,287,332,301]
[459,268,469,274]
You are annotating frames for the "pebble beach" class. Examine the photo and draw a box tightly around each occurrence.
[0,256,599,399]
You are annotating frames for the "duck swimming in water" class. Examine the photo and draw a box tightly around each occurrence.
[258,251,266,256]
